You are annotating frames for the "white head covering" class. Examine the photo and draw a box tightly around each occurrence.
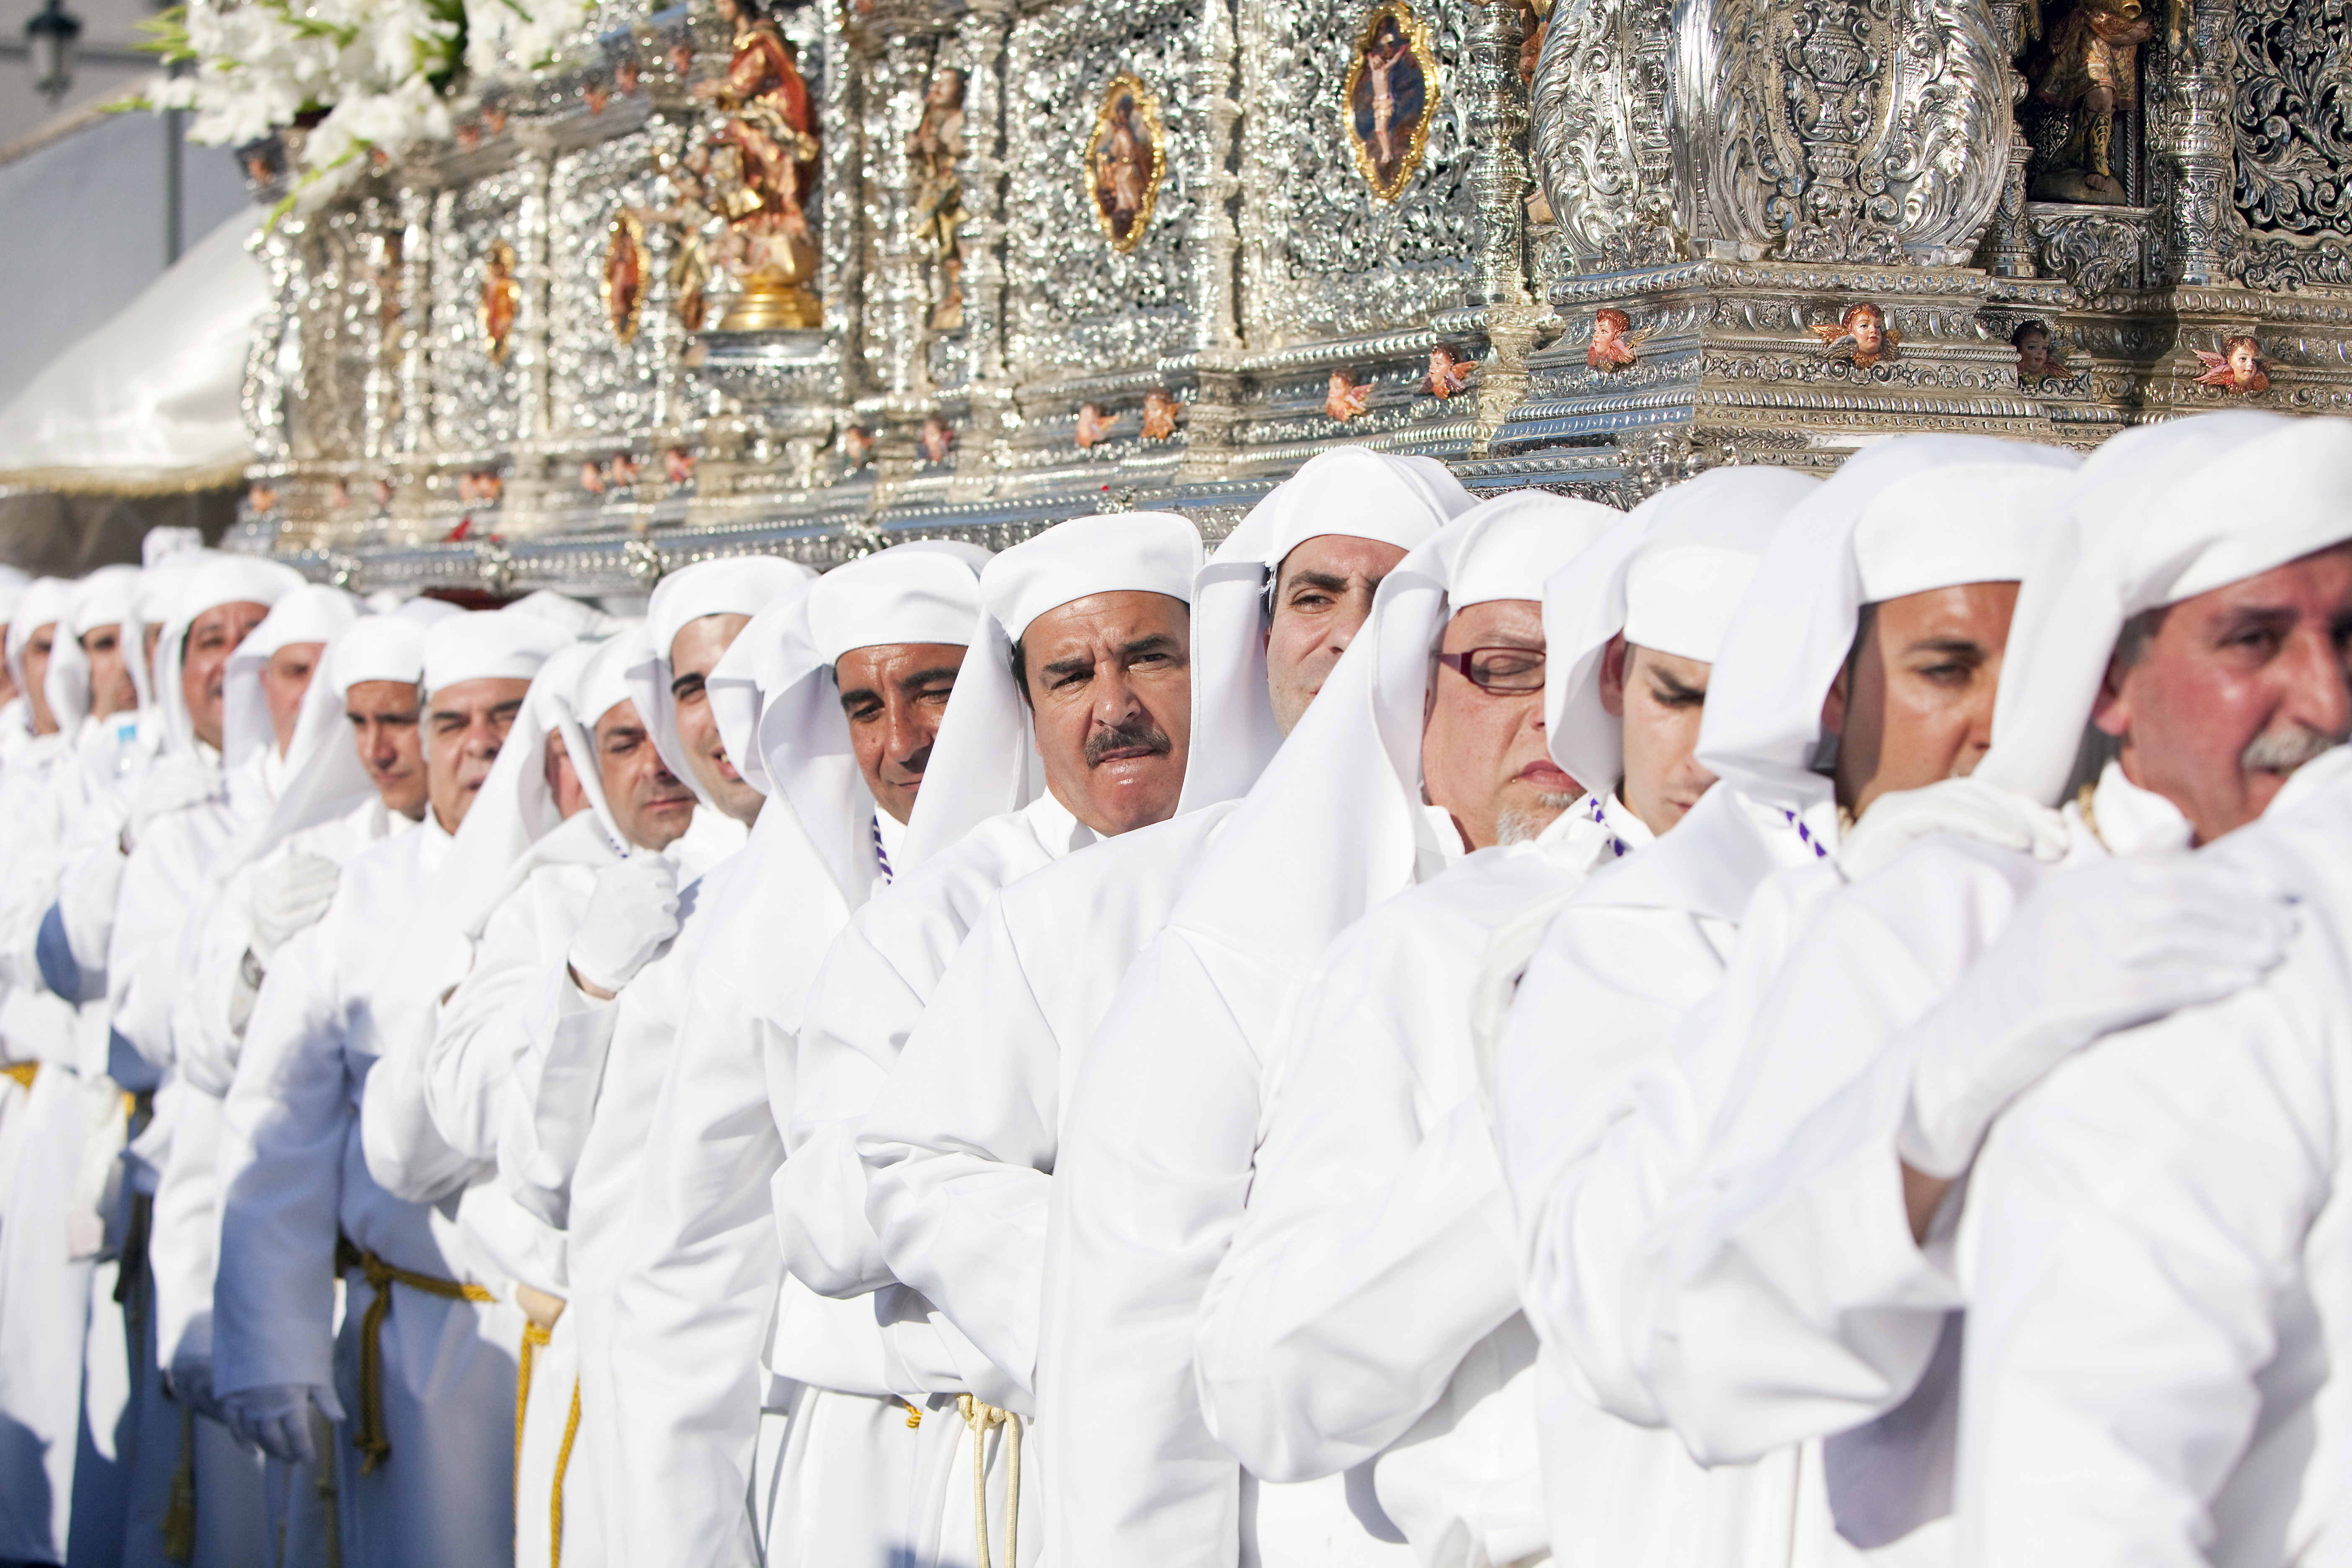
[547,627,648,859]
[153,556,309,759]
[124,549,213,713]
[1164,490,1623,983]
[220,585,364,770]
[899,512,1204,870]
[7,577,71,733]
[504,589,625,638]
[0,565,30,627]
[709,541,989,903]
[623,555,821,807]
[1692,436,2082,817]
[396,595,464,626]
[1546,467,1822,798]
[1179,447,1478,812]
[43,564,145,732]
[422,610,576,698]
[141,526,205,567]
[227,613,430,871]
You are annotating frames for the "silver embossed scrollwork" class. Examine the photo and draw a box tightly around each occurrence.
[1672,0,2007,263]
[1530,0,1687,271]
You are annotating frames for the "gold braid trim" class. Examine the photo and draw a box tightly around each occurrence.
[2076,781,2110,853]
[1,1060,37,1092]
[956,1395,1021,1568]
[550,1378,582,1568]
[160,1402,197,1562]
[336,1238,495,1473]
[515,1320,552,1502]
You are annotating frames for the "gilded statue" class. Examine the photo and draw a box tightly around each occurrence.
[908,67,966,333]
[683,0,822,330]
[2026,0,2186,205]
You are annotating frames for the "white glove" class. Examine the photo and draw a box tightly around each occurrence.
[223,1383,342,1465]
[1839,774,2069,883]
[1898,852,2297,1178]
[250,853,341,965]
[567,854,681,997]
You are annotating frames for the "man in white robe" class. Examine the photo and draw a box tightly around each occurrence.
[1601,415,2352,1558]
[1189,466,1817,1567]
[153,611,436,1568]
[1488,436,2078,1568]
[489,555,810,1563]
[1030,490,1616,1567]
[596,542,991,1568]
[211,609,570,1568]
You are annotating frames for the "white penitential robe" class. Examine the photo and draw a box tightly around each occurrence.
[214,817,524,1568]
[1952,765,2352,1568]
[778,791,1100,1568]
[502,848,746,1567]
[1194,812,1639,1566]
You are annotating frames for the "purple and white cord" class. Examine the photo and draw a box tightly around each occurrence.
[872,814,895,884]
[1781,807,1830,859]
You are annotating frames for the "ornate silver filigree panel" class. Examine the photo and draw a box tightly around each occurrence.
[1529,0,1684,272]
[431,168,532,458]
[548,128,668,447]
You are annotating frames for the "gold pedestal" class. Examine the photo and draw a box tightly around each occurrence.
[719,270,824,331]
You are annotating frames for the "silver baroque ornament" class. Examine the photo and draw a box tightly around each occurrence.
[1670,0,2008,264]
[1529,0,1687,272]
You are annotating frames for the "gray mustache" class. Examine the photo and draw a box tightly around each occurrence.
[2241,724,2344,775]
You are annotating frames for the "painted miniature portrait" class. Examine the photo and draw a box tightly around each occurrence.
[1812,302,1901,369]
[2012,320,2069,385]
[603,211,649,343]
[480,240,521,363]
[1346,2,1437,202]
[1424,345,1475,399]
[608,452,641,488]
[580,459,608,495]
[1326,370,1372,423]
[1085,75,1166,253]
[1142,389,1181,441]
[919,415,955,465]
[2195,333,2270,395]
[1588,307,1650,371]
[664,446,696,486]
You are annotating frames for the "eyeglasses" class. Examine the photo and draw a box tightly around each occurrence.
[1434,646,1546,694]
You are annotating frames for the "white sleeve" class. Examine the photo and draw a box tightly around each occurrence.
[1955,985,2332,1568]
[171,872,254,1098]
[211,915,351,1397]
[1038,928,1274,1567]
[856,895,1059,1408]
[608,963,786,1568]
[495,960,619,1229]
[1195,971,1519,1481]
[423,876,570,1163]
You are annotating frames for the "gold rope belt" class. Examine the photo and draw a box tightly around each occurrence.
[335,1238,495,1473]
[513,1283,567,1527]
[0,1060,36,1092]
[550,1378,582,1568]
[955,1395,1022,1568]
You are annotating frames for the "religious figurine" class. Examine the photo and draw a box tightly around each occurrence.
[671,227,711,333]
[372,477,395,509]
[1812,302,1901,369]
[2013,320,2071,385]
[457,122,483,152]
[480,240,520,362]
[1516,0,1549,85]
[2026,0,2181,205]
[687,0,823,330]
[669,41,694,77]
[584,80,610,115]
[1325,370,1372,422]
[616,58,640,94]
[2194,334,2270,395]
[664,446,697,485]
[457,472,481,504]
[1075,403,1114,450]
[327,480,351,510]
[842,425,875,470]
[1345,3,1436,201]
[1587,307,1651,371]
[918,415,955,464]
[247,483,278,515]
[609,452,642,488]
[475,470,503,505]
[1141,389,1181,441]
[908,68,967,332]
[482,103,508,137]
[1086,74,1166,253]
[581,460,609,495]
[1424,346,1476,398]
[603,211,649,342]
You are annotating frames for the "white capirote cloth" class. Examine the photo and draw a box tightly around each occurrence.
[1489,439,2078,1568]
[41,563,143,732]
[1178,447,1475,811]
[623,555,818,806]
[897,512,1202,869]
[1021,492,1620,1565]
[219,585,364,773]
[6,577,70,723]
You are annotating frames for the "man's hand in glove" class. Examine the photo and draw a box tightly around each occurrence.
[567,854,681,1000]
[1898,851,2296,1186]
[223,1383,343,1465]
[250,853,342,965]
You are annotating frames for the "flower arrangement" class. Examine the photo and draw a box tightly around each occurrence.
[124,0,593,213]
